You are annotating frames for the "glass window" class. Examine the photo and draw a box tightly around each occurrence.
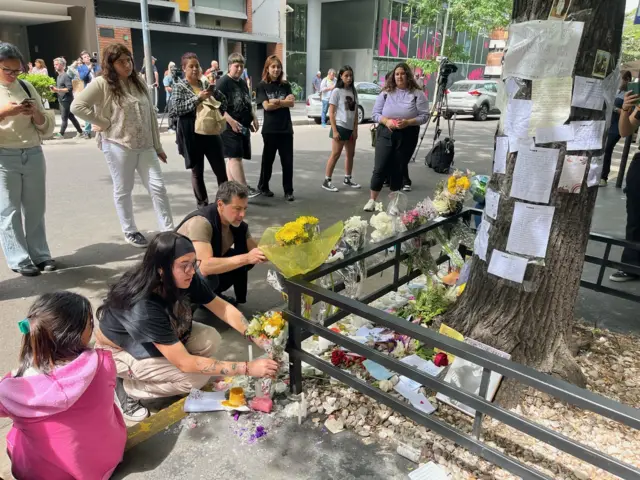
[286,4,307,53]
[449,82,472,92]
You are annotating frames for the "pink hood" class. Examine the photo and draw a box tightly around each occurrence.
[0,350,99,419]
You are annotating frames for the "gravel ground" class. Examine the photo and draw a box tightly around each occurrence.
[298,323,639,480]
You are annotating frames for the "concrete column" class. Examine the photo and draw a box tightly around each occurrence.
[305,0,321,98]
[218,37,228,71]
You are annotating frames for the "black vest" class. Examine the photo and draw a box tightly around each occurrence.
[176,205,249,258]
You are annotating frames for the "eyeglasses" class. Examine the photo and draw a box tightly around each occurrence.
[178,259,201,274]
[1,67,23,76]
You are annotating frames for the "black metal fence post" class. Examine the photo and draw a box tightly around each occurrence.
[287,287,303,394]
[616,135,632,189]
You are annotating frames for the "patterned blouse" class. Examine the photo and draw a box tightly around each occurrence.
[105,80,154,151]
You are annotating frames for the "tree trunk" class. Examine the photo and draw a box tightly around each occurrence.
[444,0,626,389]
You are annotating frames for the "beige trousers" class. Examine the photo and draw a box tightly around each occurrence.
[105,322,221,400]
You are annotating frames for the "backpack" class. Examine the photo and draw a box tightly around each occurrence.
[195,97,226,135]
[425,138,455,174]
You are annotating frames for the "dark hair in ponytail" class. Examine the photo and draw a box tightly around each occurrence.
[15,292,93,377]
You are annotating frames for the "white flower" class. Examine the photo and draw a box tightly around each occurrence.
[370,212,394,242]
[374,201,384,212]
[344,216,368,231]
[264,324,278,336]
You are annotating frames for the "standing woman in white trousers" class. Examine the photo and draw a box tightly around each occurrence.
[72,43,174,248]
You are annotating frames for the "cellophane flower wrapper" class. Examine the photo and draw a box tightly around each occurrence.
[399,198,439,275]
[259,221,344,278]
[428,227,465,269]
[246,312,288,398]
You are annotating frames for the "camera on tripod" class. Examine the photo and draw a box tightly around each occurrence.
[436,56,458,83]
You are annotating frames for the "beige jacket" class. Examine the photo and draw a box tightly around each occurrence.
[71,76,164,154]
[0,80,55,148]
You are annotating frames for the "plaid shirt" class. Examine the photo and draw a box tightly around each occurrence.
[169,78,228,118]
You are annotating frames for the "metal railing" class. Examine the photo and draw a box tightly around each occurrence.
[283,209,640,480]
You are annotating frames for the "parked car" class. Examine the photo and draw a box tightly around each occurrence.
[306,82,382,124]
[445,80,500,121]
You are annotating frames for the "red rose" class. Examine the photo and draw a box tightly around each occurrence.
[433,352,449,367]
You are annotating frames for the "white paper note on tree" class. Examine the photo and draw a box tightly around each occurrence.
[474,218,491,261]
[535,125,575,144]
[510,147,559,203]
[506,202,556,258]
[503,99,533,139]
[558,155,588,193]
[587,156,604,187]
[572,76,605,110]
[503,20,584,80]
[528,77,573,136]
[494,137,509,173]
[485,188,500,219]
[567,121,606,150]
[488,250,528,283]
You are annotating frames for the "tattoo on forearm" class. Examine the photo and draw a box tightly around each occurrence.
[197,359,241,376]
[221,368,229,375]
[232,363,237,371]
[241,315,249,327]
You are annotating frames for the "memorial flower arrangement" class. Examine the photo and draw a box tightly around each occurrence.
[245,311,288,398]
[370,212,395,243]
[274,215,320,246]
[433,170,474,216]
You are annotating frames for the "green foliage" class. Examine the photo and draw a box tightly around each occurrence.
[408,0,512,35]
[415,343,436,361]
[622,12,640,65]
[17,73,56,103]
[408,43,471,75]
[397,284,452,325]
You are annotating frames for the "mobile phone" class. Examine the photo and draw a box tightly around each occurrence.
[629,82,640,103]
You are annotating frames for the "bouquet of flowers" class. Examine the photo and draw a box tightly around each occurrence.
[370,212,395,243]
[260,216,343,278]
[245,311,288,398]
[399,198,439,274]
[432,170,474,217]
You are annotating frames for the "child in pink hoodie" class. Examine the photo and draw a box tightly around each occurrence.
[0,291,127,480]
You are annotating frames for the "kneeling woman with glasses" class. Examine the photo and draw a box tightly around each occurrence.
[94,232,278,422]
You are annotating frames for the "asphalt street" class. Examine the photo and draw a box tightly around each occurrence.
[0,114,633,478]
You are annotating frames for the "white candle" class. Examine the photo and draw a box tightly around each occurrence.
[248,345,253,362]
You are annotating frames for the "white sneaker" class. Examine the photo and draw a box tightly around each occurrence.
[363,199,376,212]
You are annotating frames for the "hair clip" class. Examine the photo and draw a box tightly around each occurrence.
[18,319,30,334]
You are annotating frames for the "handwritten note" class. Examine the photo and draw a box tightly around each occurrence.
[572,76,605,111]
[587,156,604,187]
[510,147,559,204]
[558,155,588,193]
[401,354,445,377]
[503,20,584,80]
[567,121,606,150]
[528,77,573,136]
[474,217,491,261]
[535,125,575,144]
[488,250,528,283]
[506,202,556,258]
[409,462,450,480]
[485,188,500,219]
[503,99,533,139]
[494,137,509,174]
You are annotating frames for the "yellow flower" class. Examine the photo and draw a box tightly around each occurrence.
[275,221,306,245]
[456,177,470,190]
[447,176,456,189]
[296,216,319,226]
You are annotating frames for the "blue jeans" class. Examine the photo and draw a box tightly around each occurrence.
[0,146,51,269]
[321,100,330,126]
[84,121,92,134]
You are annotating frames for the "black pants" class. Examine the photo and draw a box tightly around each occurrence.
[191,134,228,207]
[202,247,254,303]
[59,100,82,135]
[602,132,621,181]
[370,126,419,192]
[621,153,640,271]
[258,133,294,195]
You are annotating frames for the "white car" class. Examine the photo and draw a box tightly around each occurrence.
[306,82,382,124]
[444,80,500,121]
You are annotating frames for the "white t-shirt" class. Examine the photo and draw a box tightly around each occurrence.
[320,77,336,101]
[329,87,358,129]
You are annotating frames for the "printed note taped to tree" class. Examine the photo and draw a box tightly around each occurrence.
[506,203,555,258]
[558,155,588,193]
[488,250,528,283]
[503,20,584,80]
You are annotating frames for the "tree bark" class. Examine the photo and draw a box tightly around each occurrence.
[444,0,626,389]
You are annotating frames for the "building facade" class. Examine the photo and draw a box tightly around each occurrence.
[287,0,491,99]
[1,0,287,111]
